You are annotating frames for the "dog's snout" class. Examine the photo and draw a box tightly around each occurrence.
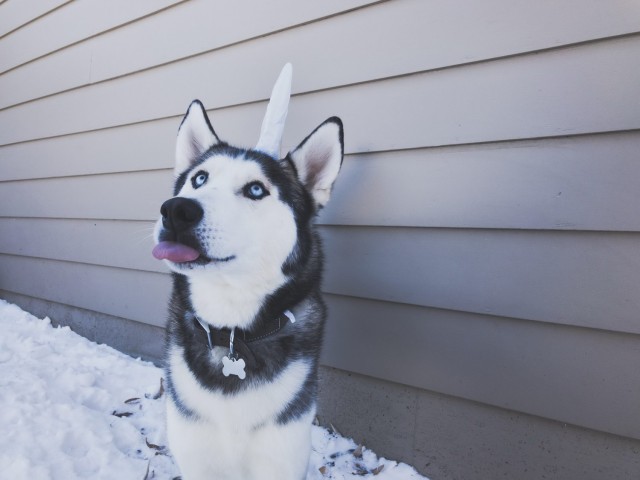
[160,197,204,232]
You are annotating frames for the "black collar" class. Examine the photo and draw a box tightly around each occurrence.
[191,311,294,366]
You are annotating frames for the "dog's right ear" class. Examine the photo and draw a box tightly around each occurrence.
[175,100,220,175]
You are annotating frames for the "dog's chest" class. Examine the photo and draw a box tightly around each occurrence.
[168,346,310,429]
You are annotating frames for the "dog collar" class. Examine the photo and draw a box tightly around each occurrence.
[192,310,295,378]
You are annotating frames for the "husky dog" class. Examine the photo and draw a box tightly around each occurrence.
[152,64,343,479]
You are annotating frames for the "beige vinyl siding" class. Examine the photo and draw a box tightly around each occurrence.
[0,0,70,38]
[322,294,640,441]
[0,0,378,108]
[3,132,640,231]
[3,32,640,146]
[1,0,639,454]
[2,218,640,335]
[2,0,639,112]
[0,0,183,73]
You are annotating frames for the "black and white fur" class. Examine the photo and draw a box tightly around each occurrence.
[153,74,343,479]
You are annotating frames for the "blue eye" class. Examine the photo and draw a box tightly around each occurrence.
[192,171,208,188]
[243,181,269,200]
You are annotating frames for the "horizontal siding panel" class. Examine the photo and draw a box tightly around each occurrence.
[85,0,376,86]
[0,119,177,182]
[0,45,94,109]
[320,132,640,231]
[0,0,376,109]
[0,218,160,273]
[0,170,171,220]
[0,254,170,327]
[3,0,639,109]
[278,35,640,154]
[322,294,640,440]
[322,227,640,335]
[0,0,182,74]
[0,0,70,38]
[1,35,639,148]
[2,132,640,232]
[2,219,639,336]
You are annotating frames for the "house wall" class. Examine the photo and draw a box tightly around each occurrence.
[1,1,640,478]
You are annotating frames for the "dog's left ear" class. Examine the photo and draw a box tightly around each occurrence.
[175,100,220,175]
[288,117,344,208]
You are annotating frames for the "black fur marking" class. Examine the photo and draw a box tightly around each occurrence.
[164,362,199,420]
[276,369,317,425]
[163,279,200,420]
[173,170,190,197]
[166,272,325,408]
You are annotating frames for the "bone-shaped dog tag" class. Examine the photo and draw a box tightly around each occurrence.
[222,356,246,380]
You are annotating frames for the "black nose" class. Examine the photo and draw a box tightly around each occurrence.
[160,197,204,232]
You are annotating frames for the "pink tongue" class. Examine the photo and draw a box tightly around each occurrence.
[152,241,200,262]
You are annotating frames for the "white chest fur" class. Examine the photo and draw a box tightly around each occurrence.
[168,346,309,428]
[187,266,288,330]
[166,346,314,479]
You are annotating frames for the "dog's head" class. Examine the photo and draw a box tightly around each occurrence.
[152,65,343,284]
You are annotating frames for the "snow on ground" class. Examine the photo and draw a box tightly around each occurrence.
[0,300,427,480]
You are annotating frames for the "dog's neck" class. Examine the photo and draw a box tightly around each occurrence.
[187,268,288,330]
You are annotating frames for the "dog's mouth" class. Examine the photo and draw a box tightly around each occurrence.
[152,241,235,266]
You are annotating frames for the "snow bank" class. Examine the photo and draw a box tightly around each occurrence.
[0,300,427,479]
